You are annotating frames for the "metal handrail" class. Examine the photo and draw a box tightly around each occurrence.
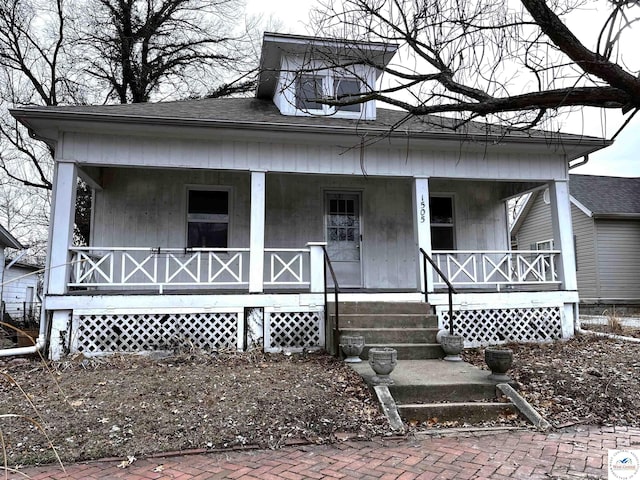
[321,246,340,355]
[420,248,458,335]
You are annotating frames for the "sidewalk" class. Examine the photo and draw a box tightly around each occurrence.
[10,426,640,479]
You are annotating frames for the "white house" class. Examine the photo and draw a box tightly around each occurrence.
[10,33,610,359]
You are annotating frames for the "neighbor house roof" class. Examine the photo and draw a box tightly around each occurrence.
[0,224,23,250]
[570,174,640,217]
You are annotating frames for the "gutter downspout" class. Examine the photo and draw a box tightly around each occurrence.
[575,318,640,344]
[569,155,589,170]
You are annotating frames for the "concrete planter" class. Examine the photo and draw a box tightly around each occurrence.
[440,332,464,362]
[485,347,513,382]
[368,347,397,385]
[339,334,365,363]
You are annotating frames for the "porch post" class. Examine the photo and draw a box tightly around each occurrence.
[549,180,577,291]
[306,242,327,293]
[47,161,78,295]
[413,177,433,292]
[249,171,266,293]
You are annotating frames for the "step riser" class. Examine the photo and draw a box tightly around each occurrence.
[362,344,444,360]
[334,314,439,329]
[389,383,498,404]
[330,302,431,315]
[398,403,518,424]
[340,328,439,344]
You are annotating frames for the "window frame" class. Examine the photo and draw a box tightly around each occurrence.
[293,72,363,117]
[429,195,456,250]
[185,186,233,249]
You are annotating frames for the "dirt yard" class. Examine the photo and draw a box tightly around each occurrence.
[1,329,639,467]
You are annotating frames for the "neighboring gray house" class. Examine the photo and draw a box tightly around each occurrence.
[2,261,41,324]
[512,174,640,307]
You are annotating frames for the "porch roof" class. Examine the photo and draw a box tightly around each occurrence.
[11,97,609,159]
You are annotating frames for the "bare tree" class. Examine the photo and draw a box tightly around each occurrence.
[80,0,259,103]
[0,0,261,249]
[311,0,639,132]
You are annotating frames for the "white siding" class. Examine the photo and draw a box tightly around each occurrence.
[2,266,40,319]
[595,220,640,302]
[62,131,568,182]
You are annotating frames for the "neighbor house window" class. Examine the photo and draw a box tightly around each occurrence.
[430,196,455,250]
[187,189,229,248]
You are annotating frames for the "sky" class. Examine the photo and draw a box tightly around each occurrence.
[246,0,639,178]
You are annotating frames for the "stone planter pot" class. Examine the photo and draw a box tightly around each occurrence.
[339,334,365,363]
[368,347,397,385]
[439,332,464,362]
[484,347,514,382]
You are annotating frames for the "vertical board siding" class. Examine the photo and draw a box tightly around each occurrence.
[595,220,640,301]
[92,169,513,290]
[63,132,568,181]
[430,179,510,250]
[571,204,597,300]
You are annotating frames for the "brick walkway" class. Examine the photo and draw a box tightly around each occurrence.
[9,426,640,479]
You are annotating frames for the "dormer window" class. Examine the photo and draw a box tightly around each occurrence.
[293,72,363,116]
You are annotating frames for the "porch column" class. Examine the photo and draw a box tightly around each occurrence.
[249,171,266,293]
[47,161,78,295]
[549,180,577,290]
[306,242,327,293]
[413,177,433,292]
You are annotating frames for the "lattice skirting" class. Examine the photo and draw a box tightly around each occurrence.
[438,306,563,347]
[75,312,239,354]
[265,310,324,353]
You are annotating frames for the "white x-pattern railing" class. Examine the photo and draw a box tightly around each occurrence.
[69,247,311,290]
[432,250,560,286]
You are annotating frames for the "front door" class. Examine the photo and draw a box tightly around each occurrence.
[325,192,362,287]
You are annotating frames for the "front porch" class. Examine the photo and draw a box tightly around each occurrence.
[42,163,579,359]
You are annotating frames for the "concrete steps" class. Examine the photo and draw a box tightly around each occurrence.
[330,301,443,360]
[350,359,520,426]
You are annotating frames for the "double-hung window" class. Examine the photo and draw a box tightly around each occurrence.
[294,73,362,115]
[430,196,455,250]
[187,189,229,248]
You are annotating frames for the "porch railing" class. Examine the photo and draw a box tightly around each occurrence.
[68,247,311,291]
[420,248,457,335]
[431,250,561,287]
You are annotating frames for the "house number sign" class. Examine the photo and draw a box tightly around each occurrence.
[420,195,426,223]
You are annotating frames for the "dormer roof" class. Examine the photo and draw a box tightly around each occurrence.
[256,32,398,101]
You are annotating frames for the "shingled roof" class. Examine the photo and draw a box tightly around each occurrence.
[11,97,605,144]
[570,174,640,215]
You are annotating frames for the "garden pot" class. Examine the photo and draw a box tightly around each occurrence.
[339,334,365,363]
[439,332,464,361]
[484,347,514,382]
[368,347,397,385]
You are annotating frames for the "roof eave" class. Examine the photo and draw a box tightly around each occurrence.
[10,107,611,155]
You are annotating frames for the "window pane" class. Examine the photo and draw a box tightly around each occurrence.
[334,78,361,112]
[189,190,228,215]
[188,222,228,248]
[296,75,323,110]
[430,197,453,224]
[431,226,454,250]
